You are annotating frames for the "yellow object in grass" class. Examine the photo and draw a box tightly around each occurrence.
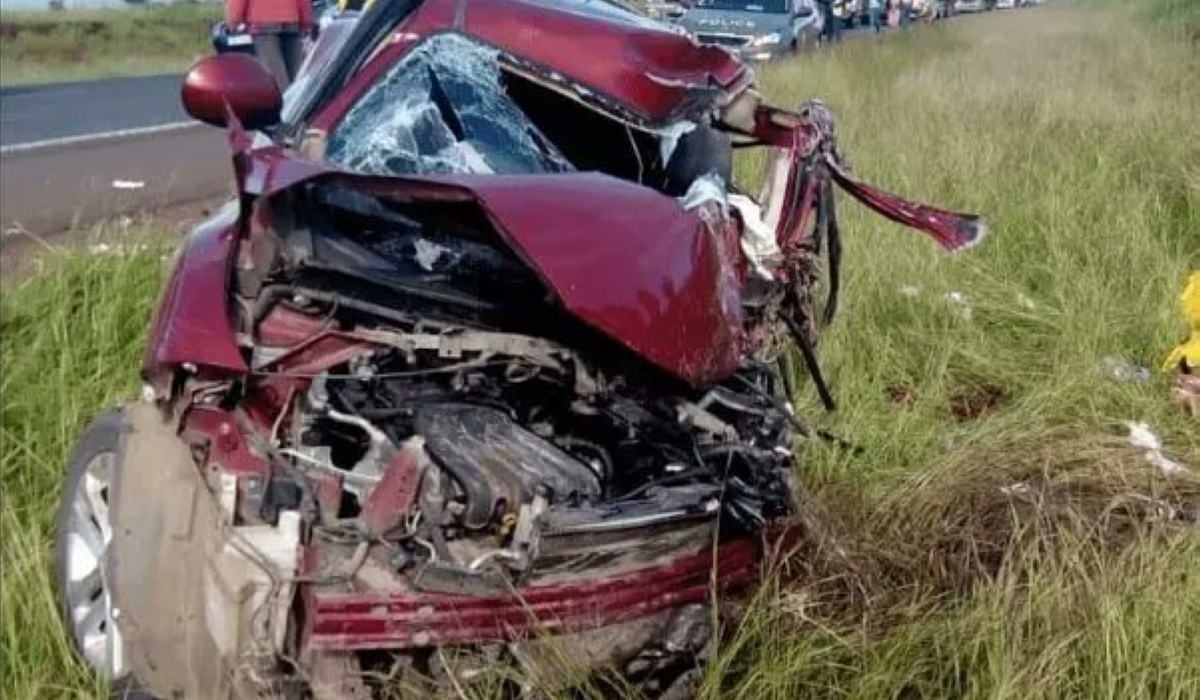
[1163,271,1200,372]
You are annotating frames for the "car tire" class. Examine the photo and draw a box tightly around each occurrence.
[54,409,154,700]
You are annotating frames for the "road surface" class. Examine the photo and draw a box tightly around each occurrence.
[0,74,231,254]
[0,74,189,148]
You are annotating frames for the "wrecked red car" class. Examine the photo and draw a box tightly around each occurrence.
[54,0,984,697]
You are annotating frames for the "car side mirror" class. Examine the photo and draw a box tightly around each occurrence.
[180,54,283,130]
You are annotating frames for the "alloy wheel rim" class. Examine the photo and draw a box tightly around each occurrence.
[63,451,127,679]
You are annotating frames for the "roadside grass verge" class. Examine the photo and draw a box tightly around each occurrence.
[711,1,1199,697]
[1,1,1197,699]
[0,227,173,699]
[0,3,220,86]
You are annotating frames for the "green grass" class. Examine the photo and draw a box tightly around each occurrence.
[2,1,1198,698]
[0,3,220,86]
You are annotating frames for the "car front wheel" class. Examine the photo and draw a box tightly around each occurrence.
[54,410,148,698]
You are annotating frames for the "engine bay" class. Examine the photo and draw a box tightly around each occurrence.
[255,296,799,594]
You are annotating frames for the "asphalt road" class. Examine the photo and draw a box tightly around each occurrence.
[0,74,189,148]
[0,127,229,230]
[0,73,231,256]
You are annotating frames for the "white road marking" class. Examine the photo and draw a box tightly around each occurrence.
[0,121,200,157]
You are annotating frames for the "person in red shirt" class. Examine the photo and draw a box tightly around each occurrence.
[225,0,314,88]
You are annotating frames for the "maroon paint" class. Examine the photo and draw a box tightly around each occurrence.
[181,407,273,478]
[142,207,246,386]
[826,157,988,252]
[305,538,758,650]
[256,330,384,376]
[311,0,747,132]
[314,475,345,524]
[449,172,745,384]
[256,304,336,347]
[360,442,424,537]
[181,53,283,130]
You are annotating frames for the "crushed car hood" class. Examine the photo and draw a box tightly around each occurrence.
[240,151,745,386]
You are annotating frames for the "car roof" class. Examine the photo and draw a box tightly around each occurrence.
[297,0,749,129]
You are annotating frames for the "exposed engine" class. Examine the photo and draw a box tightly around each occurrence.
[273,308,798,596]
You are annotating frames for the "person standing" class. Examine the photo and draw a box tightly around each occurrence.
[869,0,884,32]
[225,0,315,89]
[816,0,839,45]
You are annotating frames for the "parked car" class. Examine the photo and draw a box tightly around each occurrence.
[675,0,823,60]
[56,0,984,698]
[955,0,997,12]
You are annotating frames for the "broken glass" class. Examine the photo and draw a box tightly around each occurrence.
[325,34,574,177]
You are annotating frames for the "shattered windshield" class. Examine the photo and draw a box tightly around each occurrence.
[325,34,574,177]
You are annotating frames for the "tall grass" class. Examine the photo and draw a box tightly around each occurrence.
[713,2,1200,697]
[0,3,221,85]
[0,232,170,699]
[1,1,1197,699]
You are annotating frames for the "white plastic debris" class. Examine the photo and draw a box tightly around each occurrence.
[1126,420,1163,451]
[727,193,781,281]
[111,180,145,190]
[1101,356,1151,383]
[1017,293,1037,310]
[1124,421,1186,474]
[88,243,149,257]
[678,173,731,235]
[898,285,921,298]
[1000,482,1033,496]
[678,173,727,212]
[944,291,973,320]
[412,238,451,271]
[1149,452,1185,475]
[656,120,697,167]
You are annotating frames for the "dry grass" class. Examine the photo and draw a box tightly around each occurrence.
[0,4,220,85]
